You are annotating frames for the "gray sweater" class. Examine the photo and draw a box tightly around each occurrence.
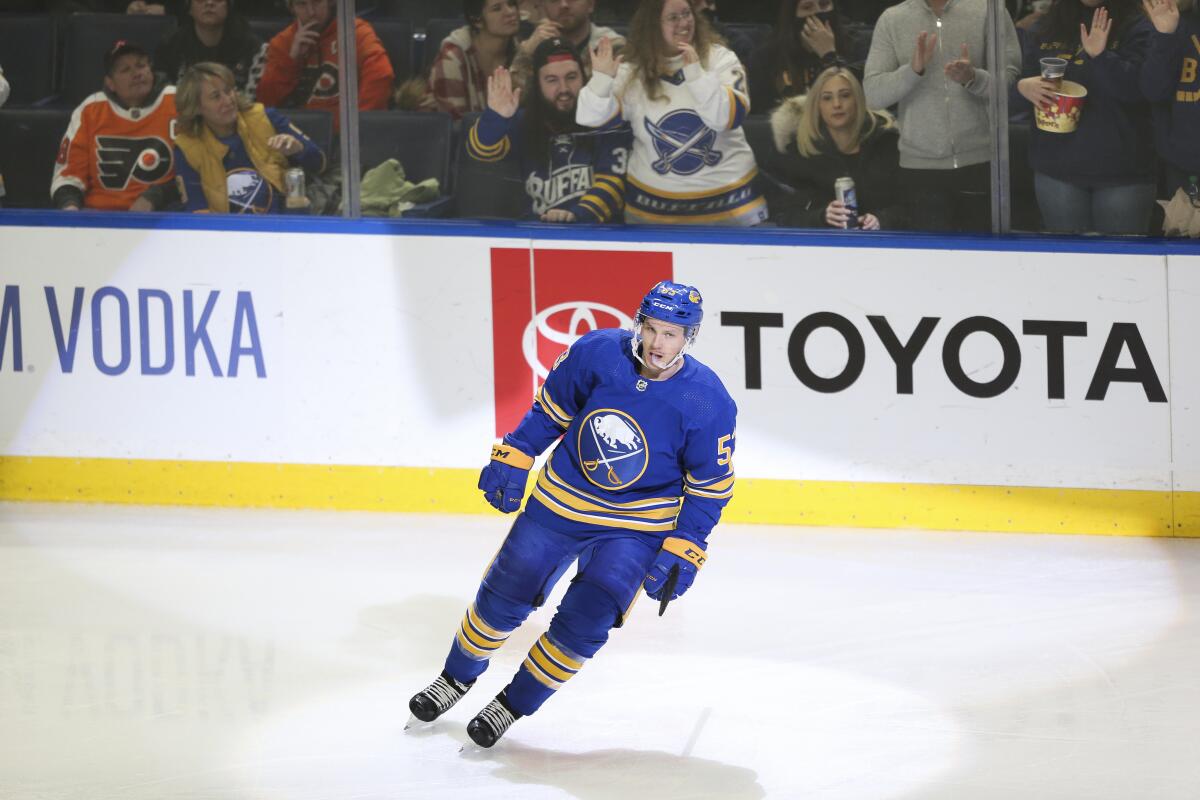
[863,0,1020,170]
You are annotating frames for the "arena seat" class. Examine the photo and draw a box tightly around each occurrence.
[421,18,463,71]
[0,15,57,106]
[374,0,446,27]
[0,108,73,208]
[453,112,524,220]
[369,18,415,81]
[60,13,179,108]
[357,110,455,216]
[284,109,334,161]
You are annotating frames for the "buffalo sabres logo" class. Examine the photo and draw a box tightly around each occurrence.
[97,136,173,190]
[577,409,649,489]
[644,110,722,176]
[226,168,275,214]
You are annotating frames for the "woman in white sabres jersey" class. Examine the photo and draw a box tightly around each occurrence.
[409,281,737,748]
[575,0,768,226]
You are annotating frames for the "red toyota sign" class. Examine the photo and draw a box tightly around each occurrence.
[490,247,673,436]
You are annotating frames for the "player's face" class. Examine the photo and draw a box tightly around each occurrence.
[198,76,239,132]
[542,0,593,34]
[660,0,695,52]
[190,0,228,27]
[481,0,521,36]
[818,75,856,132]
[641,318,687,371]
[538,59,583,111]
[291,0,332,29]
[104,54,153,107]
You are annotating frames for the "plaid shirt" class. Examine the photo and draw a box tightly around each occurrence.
[430,26,513,121]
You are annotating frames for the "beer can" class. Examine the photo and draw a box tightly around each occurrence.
[285,168,309,210]
[834,176,859,230]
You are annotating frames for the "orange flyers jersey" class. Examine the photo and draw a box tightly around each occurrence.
[52,87,177,210]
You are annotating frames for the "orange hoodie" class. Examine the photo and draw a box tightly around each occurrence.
[256,17,394,127]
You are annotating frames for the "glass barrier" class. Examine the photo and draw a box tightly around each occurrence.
[1,0,1196,239]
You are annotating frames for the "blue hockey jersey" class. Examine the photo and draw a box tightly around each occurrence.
[504,328,737,542]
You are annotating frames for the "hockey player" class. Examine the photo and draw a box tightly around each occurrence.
[409,281,737,748]
[51,41,178,211]
[575,0,768,226]
[467,37,631,222]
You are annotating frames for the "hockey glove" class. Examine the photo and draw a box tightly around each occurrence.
[478,441,534,513]
[643,536,707,602]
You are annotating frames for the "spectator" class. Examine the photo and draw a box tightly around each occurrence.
[577,0,767,226]
[173,62,324,213]
[51,41,177,211]
[766,66,904,228]
[1015,0,1153,234]
[1140,0,1199,200]
[156,0,267,94]
[468,38,632,221]
[864,0,1020,232]
[748,0,872,114]
[256,0,394,124]
[511,0,627,85]
[430,0,523,120]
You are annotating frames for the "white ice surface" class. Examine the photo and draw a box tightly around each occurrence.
[2,503,1199,799]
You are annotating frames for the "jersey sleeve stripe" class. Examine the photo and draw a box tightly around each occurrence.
[536,384,573,427]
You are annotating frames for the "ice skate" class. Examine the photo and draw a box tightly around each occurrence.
[465,692,522,748]
[408,670,474,724]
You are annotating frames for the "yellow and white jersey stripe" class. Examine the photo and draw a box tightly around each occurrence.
[531,462,681,533]
[684,470,736,501]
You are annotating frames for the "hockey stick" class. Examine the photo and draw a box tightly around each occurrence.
[658,564,680,617]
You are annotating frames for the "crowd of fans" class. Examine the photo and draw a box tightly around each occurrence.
[0,0,1197,235]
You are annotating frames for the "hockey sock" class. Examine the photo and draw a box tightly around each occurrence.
[444,603,514,684]
[505,632,588,716]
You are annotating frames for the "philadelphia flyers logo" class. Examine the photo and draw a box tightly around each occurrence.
[311,64,340,100]
[97,136,174,189]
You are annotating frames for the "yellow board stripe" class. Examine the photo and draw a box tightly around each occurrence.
[0,456,1195,538]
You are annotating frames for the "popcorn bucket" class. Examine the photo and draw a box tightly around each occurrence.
[1034,80,1087,133]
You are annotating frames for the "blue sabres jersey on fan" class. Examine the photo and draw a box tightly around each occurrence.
[505,328,737,542]
[174,108,324,214]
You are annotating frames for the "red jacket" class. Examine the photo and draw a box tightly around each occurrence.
[256,18,393,124]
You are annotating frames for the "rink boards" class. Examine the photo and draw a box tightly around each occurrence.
[1,214,1199,536]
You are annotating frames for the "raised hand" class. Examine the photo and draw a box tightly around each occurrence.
[800,16,837,58]
[486,66,522,118]
[519,19,562,56]
[911,31,938,75]
[944,43,976,86]
[289,20,320,61]
[1142,0,1180,34]
[591,36,621,78]
[1017,75,1058,108]
[1080,7,1112,57]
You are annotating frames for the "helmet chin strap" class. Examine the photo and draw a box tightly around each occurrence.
[631,323,694,374]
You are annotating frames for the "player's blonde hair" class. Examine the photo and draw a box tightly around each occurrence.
[175,62,253,138]
[795,67,868,157]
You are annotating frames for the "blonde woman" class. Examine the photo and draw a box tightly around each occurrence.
[174,62,324,214]
[576,0,767,226]
[766,66,903,229]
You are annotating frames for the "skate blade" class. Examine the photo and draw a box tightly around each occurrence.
[404,714,432,732]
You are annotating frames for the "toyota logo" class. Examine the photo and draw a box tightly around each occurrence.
[522,301,633,378]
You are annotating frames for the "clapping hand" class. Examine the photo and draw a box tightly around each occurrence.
[591,36,622,77]
[944,43,976,86]
[486,66,522,118]
[911,30,938,75]
[1080,7,1112,57]
[1142,0,1180,34]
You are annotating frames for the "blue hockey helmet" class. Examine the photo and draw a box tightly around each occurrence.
[636,281,704,338]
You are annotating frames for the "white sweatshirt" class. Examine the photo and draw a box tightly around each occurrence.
[576,45,767,226]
